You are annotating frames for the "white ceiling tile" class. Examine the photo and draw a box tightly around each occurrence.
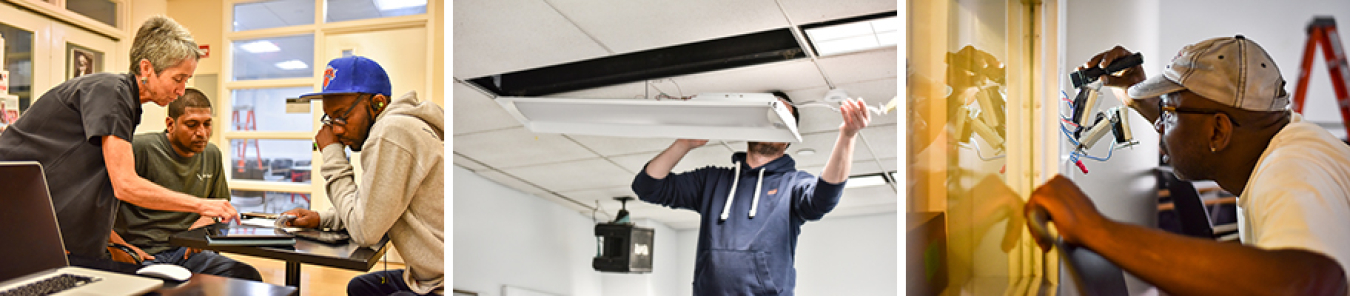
[500,158,634,192]
[452,153,489,171]
[607,143,742,173]
[787,131,842,168]
[452,0,612,78]
[815,48,898,85]
[453,127,600,169]
[453,82,521,135]
[856,124,898,159]
[547,0,788,53]
[559,186,639,208]
[671,59,829,94]
[566,135,678,157]
[788,124,897,168]
[472,170,549,196]
[777,0,897,24]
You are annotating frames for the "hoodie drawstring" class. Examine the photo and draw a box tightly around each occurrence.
[720,161,767,221]
[749,168,765,219]
[719,162,741,222]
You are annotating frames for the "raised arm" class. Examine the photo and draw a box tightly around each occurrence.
[103,135,237,222]
[633,139,712,211]
[821,98,870,184]
[644,139,706,179]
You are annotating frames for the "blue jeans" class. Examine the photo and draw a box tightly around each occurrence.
[348,269,429,296]
[146,247,263,281]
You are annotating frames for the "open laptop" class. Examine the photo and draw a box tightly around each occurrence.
[0,161,162,295]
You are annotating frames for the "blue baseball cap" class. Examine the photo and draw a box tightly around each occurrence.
[299,56,391,100]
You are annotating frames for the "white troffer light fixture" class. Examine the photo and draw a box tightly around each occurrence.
[496,93,802,143]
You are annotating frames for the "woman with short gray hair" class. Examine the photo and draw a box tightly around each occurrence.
[0,15,238,261]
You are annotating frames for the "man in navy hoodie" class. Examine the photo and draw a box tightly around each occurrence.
[632,91,871,295]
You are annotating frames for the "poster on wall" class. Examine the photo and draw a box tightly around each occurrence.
[67,43,102,80]
[0,94,19,133]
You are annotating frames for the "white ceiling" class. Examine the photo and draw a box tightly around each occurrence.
[452,0,899,229]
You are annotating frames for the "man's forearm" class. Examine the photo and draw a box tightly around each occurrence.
[820,133,856,184]
[645,141,694,179]
[1085,219,1346,295]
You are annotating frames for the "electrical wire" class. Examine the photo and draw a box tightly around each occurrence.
[791,101,891,116]
[1074,146,1114,162]
[1060,124,1081,147]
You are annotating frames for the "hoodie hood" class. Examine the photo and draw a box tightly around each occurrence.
[378,90,444,140]
[730,152,797,173]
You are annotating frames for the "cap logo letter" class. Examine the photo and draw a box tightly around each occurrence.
[322,66,337,89]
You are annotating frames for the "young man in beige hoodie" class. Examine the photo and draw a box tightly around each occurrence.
[281,56,444,295]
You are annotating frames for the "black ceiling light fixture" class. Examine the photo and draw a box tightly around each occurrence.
[466,28,806,97]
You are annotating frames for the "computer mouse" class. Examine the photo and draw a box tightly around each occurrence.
[136,264,192,281]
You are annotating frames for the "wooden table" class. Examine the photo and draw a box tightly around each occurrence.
[68,255,297,296]
[169,225,389,293]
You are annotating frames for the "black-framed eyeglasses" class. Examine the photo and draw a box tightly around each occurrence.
[1157,99,1241,127]
[320,94,368,127]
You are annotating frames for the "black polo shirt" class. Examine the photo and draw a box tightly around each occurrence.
[0,73,142,258]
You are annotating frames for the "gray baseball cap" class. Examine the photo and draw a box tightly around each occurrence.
[1128,35,1290,111]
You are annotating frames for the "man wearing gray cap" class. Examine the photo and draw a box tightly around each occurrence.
[1026,35,1350,294]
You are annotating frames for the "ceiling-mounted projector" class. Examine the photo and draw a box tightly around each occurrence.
[594,197,653,273]
[496,93,801,143]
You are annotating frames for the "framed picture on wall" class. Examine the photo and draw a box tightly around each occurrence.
[0,94,20,134]
[67,44,101,80]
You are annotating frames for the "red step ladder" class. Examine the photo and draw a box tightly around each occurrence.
[1293,16,1350,139]
[232,106,263,173]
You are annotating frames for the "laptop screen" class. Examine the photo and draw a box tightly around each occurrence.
[0,162,69,281]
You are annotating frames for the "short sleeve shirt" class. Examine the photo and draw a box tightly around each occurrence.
[114,132,229,255]
[0,73,142,258]
[1238,115,1350,288]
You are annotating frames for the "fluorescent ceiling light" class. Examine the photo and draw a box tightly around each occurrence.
[497,93,801,143]
[375,0,426,11]
[804,16,898,57]
[844,172,895,189]
[274,60,308,70]
[239,40,279,53]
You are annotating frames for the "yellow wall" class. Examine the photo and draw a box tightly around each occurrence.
[128,0,170,134]
[431,0,444,107]
[167,0,222,76]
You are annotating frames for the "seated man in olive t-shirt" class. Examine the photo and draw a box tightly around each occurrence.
[112,88,260,280]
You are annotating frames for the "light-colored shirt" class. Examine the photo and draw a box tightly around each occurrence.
[1239,114,1350,288]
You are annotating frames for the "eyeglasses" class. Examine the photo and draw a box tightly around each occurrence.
[320,94,368,126]
[1157,99,1241,127]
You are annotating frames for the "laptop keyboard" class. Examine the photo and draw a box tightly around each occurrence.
[0,274,100,296]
